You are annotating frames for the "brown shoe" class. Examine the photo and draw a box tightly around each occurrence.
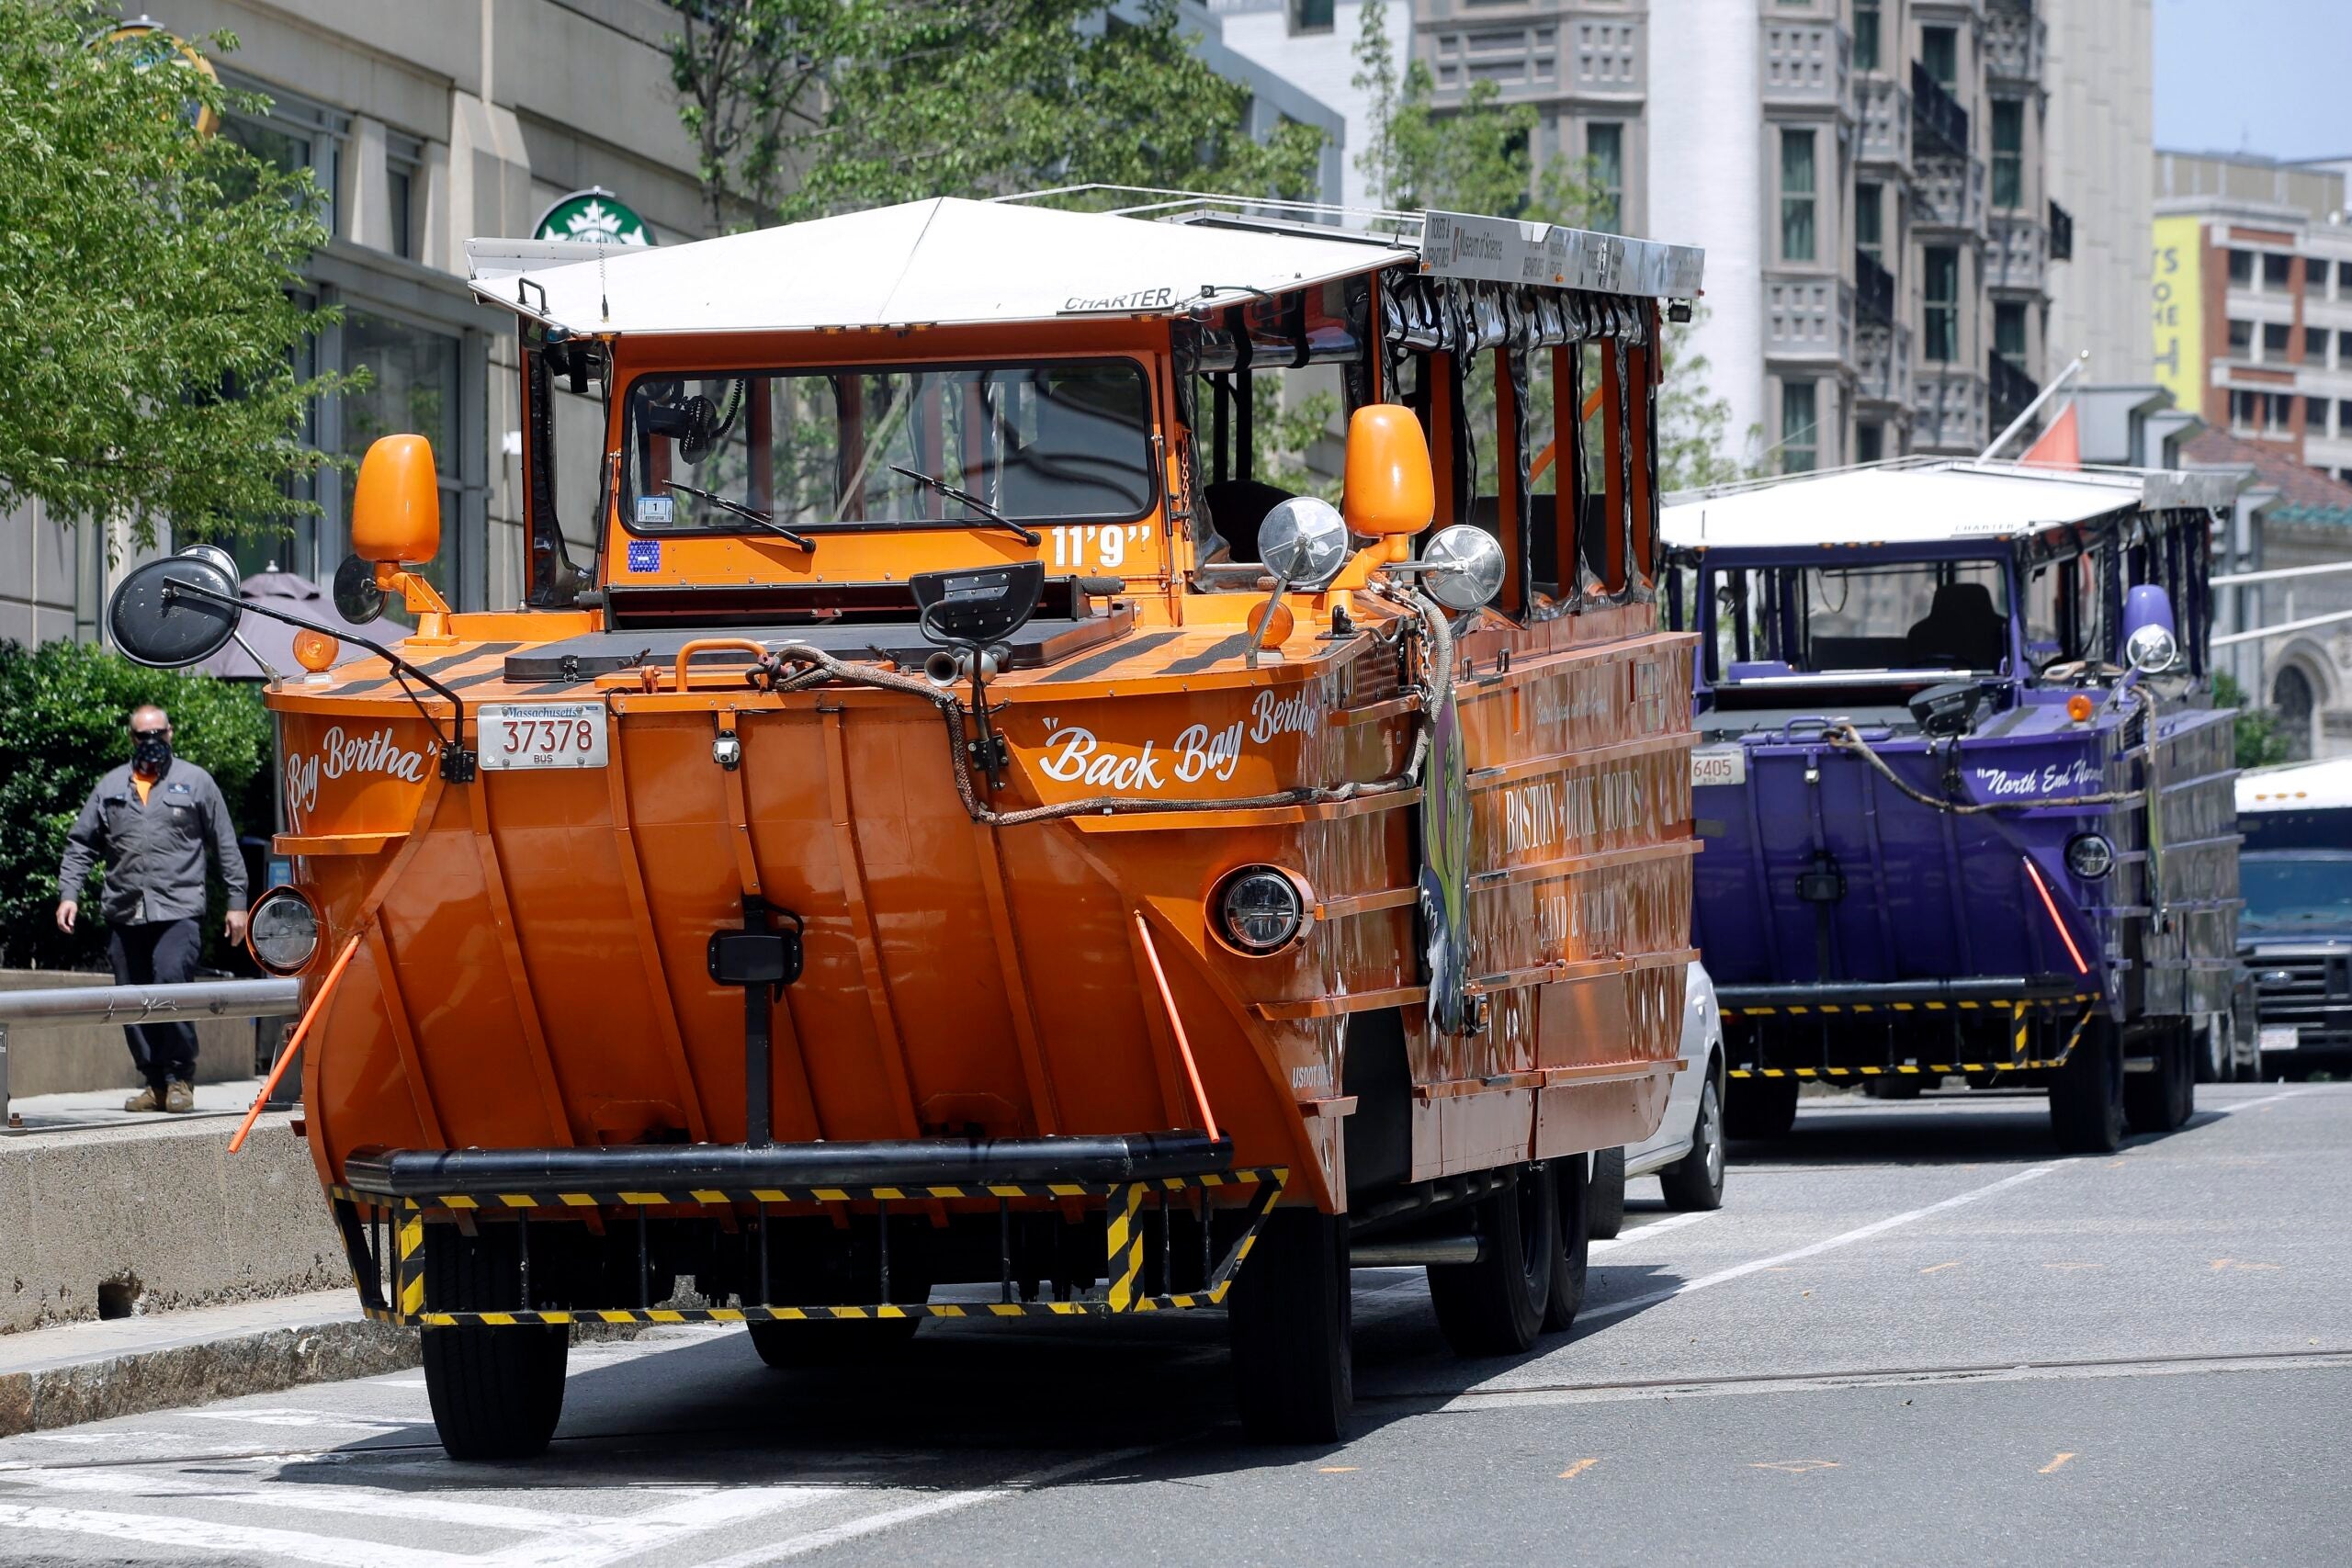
[164,1081,196,1114]
[123,1085,163,1112]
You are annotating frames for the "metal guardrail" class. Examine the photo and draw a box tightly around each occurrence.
[0,979,300,1132]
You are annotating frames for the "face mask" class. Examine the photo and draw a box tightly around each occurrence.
[132,734,173,775]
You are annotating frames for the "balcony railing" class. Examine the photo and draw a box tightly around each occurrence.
[1856,248,1895,324]
[1989,350,2038,431]
[1912,61,1969,157]
[2049,198,2074,262]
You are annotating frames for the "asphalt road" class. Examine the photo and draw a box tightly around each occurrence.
[2,1081,2346,1567]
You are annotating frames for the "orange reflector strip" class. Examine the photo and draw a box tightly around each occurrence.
[2022,857,2089,976]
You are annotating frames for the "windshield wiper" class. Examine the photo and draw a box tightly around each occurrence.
[665,479,816,553]
[887,464,1041,546]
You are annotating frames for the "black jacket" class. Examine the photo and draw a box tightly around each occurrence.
[58,759,248,925]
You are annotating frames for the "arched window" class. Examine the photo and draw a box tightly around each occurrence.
[2273,664,2316,761]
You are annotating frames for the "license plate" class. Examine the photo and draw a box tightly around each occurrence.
[1690,746,1747,787]
[478,703,609,771]
[2258,1023,2301,1054]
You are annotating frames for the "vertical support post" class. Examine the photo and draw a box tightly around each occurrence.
[758,1208,771,1309]
[876,1198,891,1304]
[0,1021,11,1131]
[517,1212,531,1312]
[999,1197,1012,1304]
[743,983,774,1147]
[638,1209,650,1309]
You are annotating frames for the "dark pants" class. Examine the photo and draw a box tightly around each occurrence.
[107,919,200,1089]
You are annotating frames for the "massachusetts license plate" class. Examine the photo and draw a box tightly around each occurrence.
[478,703,609,770]
[1690,746,1747,787]
[2258,1023,2301,1054]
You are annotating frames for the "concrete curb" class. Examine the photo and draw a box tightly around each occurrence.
[0,1313,418,1438]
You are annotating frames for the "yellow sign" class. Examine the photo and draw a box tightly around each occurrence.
[107,23,220,138]
[2152,215,2203,414]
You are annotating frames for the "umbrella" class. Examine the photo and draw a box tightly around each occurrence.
[191,570,376,681]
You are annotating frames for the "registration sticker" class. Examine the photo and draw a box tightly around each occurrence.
[1690,745,1747,788]
[626,538,663,573]
[478,704,609,771]
[2258,1023,2301,1054]
[634,495,674,526]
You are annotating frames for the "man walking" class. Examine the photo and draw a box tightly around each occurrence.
[56,705,249,1113]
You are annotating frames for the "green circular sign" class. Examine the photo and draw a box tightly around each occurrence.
[532,188,654,247]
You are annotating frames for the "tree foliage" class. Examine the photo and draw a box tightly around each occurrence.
[665,1,1325,230]
[0,639,273,971]
[2213,671,2295,771]
[0,3,347,550]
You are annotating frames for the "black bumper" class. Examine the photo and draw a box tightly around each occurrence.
[1717,976,2094,1010]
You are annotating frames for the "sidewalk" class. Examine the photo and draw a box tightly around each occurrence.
[0,1290,411,1437]
[5,1076,266,1136]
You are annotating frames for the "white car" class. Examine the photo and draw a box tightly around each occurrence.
[1589,959,1727,1236]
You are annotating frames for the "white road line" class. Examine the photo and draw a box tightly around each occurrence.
[4,1465,610,1533]
[475,1483,848,1568]
[2210,1089,2306,1115]
[0,1500,458,1568]
[699,1446,1157,1566]
[1591,1211,1720,1254]
[1580,1160,2065,1325]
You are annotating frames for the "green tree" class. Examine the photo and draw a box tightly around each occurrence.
[0,640,273,971]
[665,2,1324,231]
[2214,671,2294,770]
[0,5,348,552]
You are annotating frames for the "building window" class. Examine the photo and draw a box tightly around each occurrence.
[2340,331,2352,366]
[2310,397,2332,435]
[1781,380,1818,473]
[1995,299,2027,367]
[2339,398,2352,432]
[2264,321,2290,360]
[1921,26,1958,87]
[2274,666,2314,761]
[1780,128,1816,263]
[343,310,463,598]
[386,131,422,262]
[2310,326,2333,366]
[2264,252,2293,289]
[1588,122,1624,232]
[2228,250,2255,288]
[1856,180,1883,263]
[1855,0,1881,71]
[1289,0,1335,34]
[2340,260,2352,293]
[2270,392,2293,433]
[2229,389,2258,430]
[1924,246,1960,361]
[216,73,346,238]
[1857,420,1884,463]
[1990,100,2024,209]
[2226,319,2253,358]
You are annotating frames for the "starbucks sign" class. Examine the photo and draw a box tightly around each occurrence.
[532,188,654,247]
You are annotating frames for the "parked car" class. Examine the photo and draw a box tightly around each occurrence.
[1589,961,1728,1239]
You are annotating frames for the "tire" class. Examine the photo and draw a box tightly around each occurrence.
[421,1225,569,1461]
[2125,1022,2196,1134]
[1658,1066,1727,1212]
[1542,1155,1592,1333]
[2195,1014,2226,1085]
[2050,1017,2125,1153]
[1429,1163,1557,1357]
[747,1215,928,1368]
[1865,1075,1927,1100]
[1586,1146,1626,1240]
[1229,1207,1352,1444]
[1724,1073,1800,1139]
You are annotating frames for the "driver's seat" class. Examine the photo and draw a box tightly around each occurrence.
[1905,582,2007,671]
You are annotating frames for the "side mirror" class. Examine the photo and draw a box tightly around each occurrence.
[1258,497,1351,589]
[2120,583,2179,674]
[333,553,387,626]
[1419,525,1507,612]
[351,434,443,566]
[1341,404,1435,541]
[107,546,243,669]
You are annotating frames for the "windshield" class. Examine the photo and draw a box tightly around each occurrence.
[620,360,1154,535]
[2240,852,2352,932]
[1708,559,2011,679]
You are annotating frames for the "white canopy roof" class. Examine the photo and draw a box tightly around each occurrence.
[2239,756,2352,815]
[466,197,1416,336]
[1661,462,2169,552]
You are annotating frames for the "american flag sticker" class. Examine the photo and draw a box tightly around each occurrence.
[626,539,662,574]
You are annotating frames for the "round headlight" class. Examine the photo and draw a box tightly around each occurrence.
[1214,867,1307,955]
[247,888,321,975]
[2064,834,2114,881]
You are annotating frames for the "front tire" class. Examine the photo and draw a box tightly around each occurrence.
[1586,1146,1626,1241]
[2050,1017,2125,1153]
[421,1226,569,1461]
[1542,1155,1591,1332]
[1658,1066,1727,1211]
[1229,1208,1351,1444]
[1429,1164,1557,1357]
[1725,1073,1800,1139]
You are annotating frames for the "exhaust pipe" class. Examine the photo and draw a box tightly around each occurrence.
[1351,1235,1485,1267]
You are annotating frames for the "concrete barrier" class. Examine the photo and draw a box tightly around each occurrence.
[0,1111,343,1336]
[0,971,265,1097]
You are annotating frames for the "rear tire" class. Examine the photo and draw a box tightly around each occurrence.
[2125,1021,2196,1134]
[2050,1017,2125,1153]
[1586,1146,1626,1241]
[2195,1014,2227,1085]
[1658,1066,1727,1212]
[1725,1073,1800,1139]
[421,1226,569,1461]
[1229,1208,1351,1444]
[1429,1164,1557,1357]
[1542,1155,1591,1333]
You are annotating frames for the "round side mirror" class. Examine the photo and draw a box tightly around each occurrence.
[334,553,387,626]
[1420,525,1507,612]
[108,548,243,669]
[2125,621,2179,674]
[1258,497,1351,589]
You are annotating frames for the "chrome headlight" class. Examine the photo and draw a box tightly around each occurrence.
[1213,866,1308,955]
[246,887,322,975]
[2064,833,2114,881]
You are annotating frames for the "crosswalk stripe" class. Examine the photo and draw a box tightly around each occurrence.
[0,1500,460,1568]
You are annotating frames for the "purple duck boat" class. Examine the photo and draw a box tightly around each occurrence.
[1660,461,2244,1152]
